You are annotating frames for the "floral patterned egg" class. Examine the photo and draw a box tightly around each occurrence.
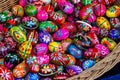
[32,43,48,56]
[4,53,20,69]
[66,65,83,76]
[22,16,38,29]
[53,28,69,41]
[12,5,24,17]
[82,60,96,70]
[19,40,32,59]
[99,28,109,37]
[48,41,64,53]
[67,44,83,59]
[49,11,65,25]
[27,30,38,46]
[95,44,109,58]
[96,17,111,30]
[10,26,27,44]
[38,30,52,45]
[26,55,40,73]
[25,72,40,80]
[67,54,76,66]
[106,5,120,18]
[84,47,100,59]
[94,4,106,16]
[37,54,50,65]
[79,5,93,20]
[50,52,70,66]
[38,21,58,33]
[13,61,29,78]
[101,37,117,50]
[0,66,14,80]
[110,29,120,40]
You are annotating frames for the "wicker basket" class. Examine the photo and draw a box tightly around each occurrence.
[0,0,120,80]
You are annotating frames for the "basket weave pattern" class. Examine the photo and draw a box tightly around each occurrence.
[0,0,120,80]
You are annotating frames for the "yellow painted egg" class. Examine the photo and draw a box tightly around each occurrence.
[106,5,120,18]
[96,17,111,30]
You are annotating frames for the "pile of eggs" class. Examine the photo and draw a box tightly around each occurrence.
[0,0,120,79]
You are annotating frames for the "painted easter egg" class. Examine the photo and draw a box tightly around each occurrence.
[38,21,58,33]
[10,26,27,44]
[48,41,64,53]
[26,55,40,73]
[19,40,32,59]
[82,0,92,5]
[37,54,50,65]
[32,1,43,11]
[12,5,24,17]
[101,37,117,50]
[96,17,111,30]
[4,53,20,69]
[15,78,24,80]
[87,13,96,23]
[110,18,120,27]
[96,0,115,5]
[79,5,93,20]
[53,28,69,41]
[110,29,120,40]
[94,4,106,16]
[36,10,48,21]
[49,11,65,25]
[44,4,54,13]
[84,47,100,59]
[25,5,37,16]
[67,44,83,59]
[25,72,40,80]
[19,0,27,7]
[106,5,120,18]
[13,61,28,78]
[67,54,76,66]
[95,44,109,58]
[82,60,96,70]
[27,30,38,45]
[66,65,83,76]
[90,26,100,36]
[60,22,77,35]
[50,52,69,66]
[99,28,109,37]
[38,30,52,44]
[32,43,48,56]
[22,16,38,29]
[54,72,69,80]
[0,66,14,80]
[0,45,8,58]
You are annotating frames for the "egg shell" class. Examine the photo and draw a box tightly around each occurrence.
[67,44,83,59]
[79,5,93,20]
[37,54,50,65]
[12,5,24,17]
[95,44,109,58]
[26,55,40,73]
[13,61,29,78]
[84,47,100,59]
[38,30,52,44]
[4,53,20,69]
[87,13,96,23]
[0,66,14,80]
[19,41,32,59]
[101,37,117,50]
[67,54,76,66]
[36,10,48,21]
[110,18,120,27]
[66,65,83,76]
[110,29,120,40]
[82,60,96,70]
[106,5,120,18]
[96,17,111,30]
[32,43,48,56]
[39,21,58,33]
[50,52,70,66]
[25,5,37,16]
[25,72,40,80]
[94,4,106,16]
[49,11,65,25]
[53,28,69,41]
[27,30,38,46]
[10,26,27,44]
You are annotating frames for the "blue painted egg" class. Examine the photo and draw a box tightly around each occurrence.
[38,30,52,44]
[67,44,83,59]
[25,72,40,80]
[82,60,96,70]
[110,29,120,40]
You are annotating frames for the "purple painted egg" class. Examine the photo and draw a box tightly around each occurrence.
[25,72,40,80]
[110,29,120,40]
[53,28,69,41]
[36,10,48,21]
[32,43,48,56]
[94,4,106,16]
[66,65,83,76]
[82,60,96,70]
[95,44,109,58]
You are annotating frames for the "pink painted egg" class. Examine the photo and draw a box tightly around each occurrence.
[87,13,96,23]
[19,0,27,7]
